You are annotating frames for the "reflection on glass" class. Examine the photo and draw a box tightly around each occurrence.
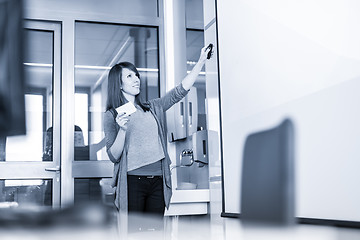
[0,179,52,207]
[44,125,89,161]
[75,93,89,145]
[74,178,113,206]
[1,30,54,162]
[74,22,159,161]
[186,29,205,71]
[186,29,207,130]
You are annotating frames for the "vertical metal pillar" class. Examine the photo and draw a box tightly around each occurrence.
[130,28,150,101]
[163,0,188,190]
[164,0,187,87]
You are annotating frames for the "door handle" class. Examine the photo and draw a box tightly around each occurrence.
[188,101,193,126]
[180,102,184,127]
[45,166,60,172]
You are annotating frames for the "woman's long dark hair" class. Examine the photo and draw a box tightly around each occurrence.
[106,62,149,112]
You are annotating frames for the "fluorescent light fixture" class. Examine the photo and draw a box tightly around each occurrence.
[24,62,53,67]
[75,65,110,70]
[74,65,159,72]
[138,68,159,72]
[24,63,159,72]
[188,70,206,75]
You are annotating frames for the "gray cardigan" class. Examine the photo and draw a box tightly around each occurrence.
[103,83,189,211]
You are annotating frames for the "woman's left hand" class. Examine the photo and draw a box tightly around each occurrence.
[198,44,213,64]
[181,44,214,90]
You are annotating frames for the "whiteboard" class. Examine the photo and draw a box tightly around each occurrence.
[217,0,360,221]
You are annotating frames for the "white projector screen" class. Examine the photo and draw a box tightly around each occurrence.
[217,0,360,222]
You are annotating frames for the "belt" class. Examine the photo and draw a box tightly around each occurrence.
[128,175,162,179]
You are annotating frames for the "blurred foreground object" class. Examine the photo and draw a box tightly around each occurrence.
[0,203,117,240]
[0,0,26,137]
[241,119,295,225]
[0,202,113,228]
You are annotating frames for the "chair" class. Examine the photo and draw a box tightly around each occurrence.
[241,118,295,225]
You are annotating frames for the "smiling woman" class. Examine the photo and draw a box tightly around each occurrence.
[121,68,141,96]
[103,45,211,214]
[106,62,149,115]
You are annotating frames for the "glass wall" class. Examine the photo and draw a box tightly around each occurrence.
[72,22,160,204]
[2,30,54,162]
[2,0,162,208]
[74,22,160,161]
[0,179,52,207]
[74,178,113,206]
[0,25,59,208]
[186,29,206,130]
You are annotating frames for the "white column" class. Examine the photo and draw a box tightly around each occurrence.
[163,0,187,90]
[163,0,187,190]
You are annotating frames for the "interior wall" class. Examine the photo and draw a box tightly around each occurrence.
[185,0,204,29]
[217,0,360,221]
[24,0,158,18]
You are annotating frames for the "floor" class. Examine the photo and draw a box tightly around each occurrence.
[1,207,360,240]
[119,213,360,240]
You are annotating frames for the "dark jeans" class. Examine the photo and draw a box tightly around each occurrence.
[127,175,165,216]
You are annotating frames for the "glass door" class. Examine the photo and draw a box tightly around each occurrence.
[0,20,61,208]
[72,21,160,206]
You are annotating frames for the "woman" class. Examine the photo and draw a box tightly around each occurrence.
[104,45,212,215]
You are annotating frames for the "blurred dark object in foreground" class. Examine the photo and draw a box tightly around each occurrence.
[0,203,114,229]
[0,0,26,137]
[241,118,295,225]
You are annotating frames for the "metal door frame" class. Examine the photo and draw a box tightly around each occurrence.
[0,20,62,208]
